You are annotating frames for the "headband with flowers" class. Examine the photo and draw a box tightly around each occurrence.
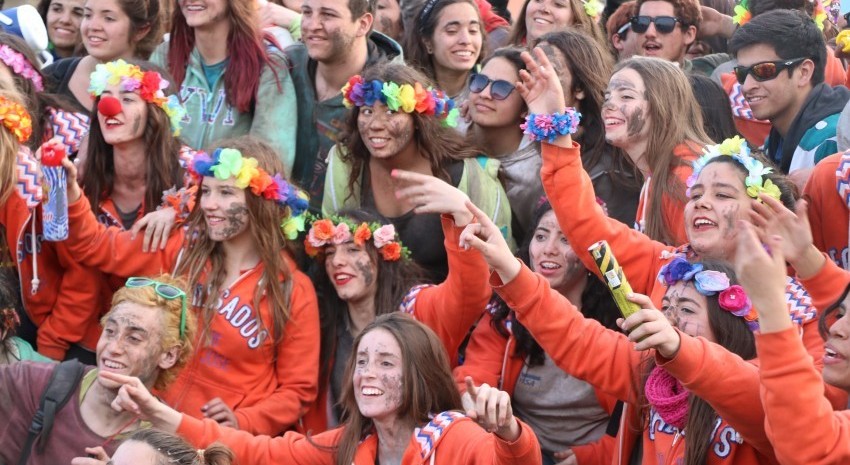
[582,0,604,21]
[0,95,32,143]
[732,0,751,25]
[0,45,43,92]
[305,216,411,262]
[342,75,459,128]
[686,136,781,202]
[658,257,758,331]
[734,0,831,29]
[189,148,310,240]
[88,59,187,136]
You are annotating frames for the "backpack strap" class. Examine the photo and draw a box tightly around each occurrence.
[18,360,86,465]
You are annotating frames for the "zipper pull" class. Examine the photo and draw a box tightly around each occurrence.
[672,431,682,446]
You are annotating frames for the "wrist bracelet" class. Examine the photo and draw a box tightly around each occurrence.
[520,108,582,143]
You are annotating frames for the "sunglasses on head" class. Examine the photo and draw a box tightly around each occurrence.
[125,277,188,340]
[629,15,683,34]
[469,73,516,100]
[733,57,807,85]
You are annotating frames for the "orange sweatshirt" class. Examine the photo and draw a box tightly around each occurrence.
[756,260,850,465]
[634,142,698,246]
[805,152,849,270]
[299,215,491,434]
[494,263,775,465]
[63,193,320,435]
[178,410,541,464]
[0,148,103,360]
[454,309,618,465]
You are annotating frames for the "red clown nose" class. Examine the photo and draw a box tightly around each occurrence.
[97,96,122,117]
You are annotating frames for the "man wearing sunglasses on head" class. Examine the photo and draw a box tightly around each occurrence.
[729,9,850,188]
[0,274,197,465]
[631,0,701,66]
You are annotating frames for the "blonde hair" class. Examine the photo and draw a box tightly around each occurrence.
[102,274,197,391]
[0,89,27,205]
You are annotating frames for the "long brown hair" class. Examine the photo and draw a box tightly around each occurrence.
[166,0,280,113]
[508,0,606,48]
[635,261,755,465]
[340,62,479,200]
[174,136,294,350]
[614,57,711,245]
[81,60,184,219]
[335,313,462,465]
[0,90,25,205]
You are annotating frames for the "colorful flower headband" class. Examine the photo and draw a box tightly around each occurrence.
[0,45,43,92]
[582,0,604,21]
[189,148,310,240]
[305,216,411,262]
[732,0,751,25]
[342,76,459,128]
[89,59,187,136]
[734,0,831,29]
[0,95,32,143]
[658,257,758,331]
[686,136,780,202]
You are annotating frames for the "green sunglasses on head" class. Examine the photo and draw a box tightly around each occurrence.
[125,277,188,340]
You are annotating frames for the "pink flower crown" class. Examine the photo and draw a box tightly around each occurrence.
[658,257,758,331]
[305,216,411,262]
[0,45,43,91]
[341,75,459,128]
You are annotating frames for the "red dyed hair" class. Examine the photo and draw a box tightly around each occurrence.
[166,0,280,113]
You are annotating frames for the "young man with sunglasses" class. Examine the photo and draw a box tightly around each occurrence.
[632,0,701,65]
[0,274,197,465]
[730,9,850,187]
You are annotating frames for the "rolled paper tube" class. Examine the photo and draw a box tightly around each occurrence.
[589,240,641,319]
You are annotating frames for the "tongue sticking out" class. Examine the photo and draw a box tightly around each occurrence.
[98,96,123,117]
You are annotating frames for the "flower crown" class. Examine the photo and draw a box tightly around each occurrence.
[189,148,310,240]
[0,95,32,143]
[582,0,604,21]
[305,216,411,262]
[732,0,751,25]
[734,0,831,29]
[0,45,43,92]
[686,136,781,202]
[658,257,758,331]
[89,59,187,136]
[342,75,459,128]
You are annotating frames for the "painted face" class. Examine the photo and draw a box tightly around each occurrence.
[353,327,404,423]
[357,101,416,160]
[524,0,573,44]
[602,68,650,152]
[661,281,716,342]
[96,302,168,390]
[425,3,482,76]
[301,0,369,63]
[46,0,85,53]
[684,161,752,261]
[468,57,524,128]
[200,177,251,242]
[82,0,136,61]
[736,43,806,124]
[635,1,695,63]
[528,211,585,294]
[324,241,379,304]
[823,297,850,391]
[97,83,148,147]
[539,42,583,107]
[110,440,160,465]
[178,0,229,30]
[373,0,402,41]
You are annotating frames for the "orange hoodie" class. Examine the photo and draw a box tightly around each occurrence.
[63,192,320,435]
[177,410,541,465]
[805,152,849,270]
[454,309,618,465]
[299,215,492,434]
[493,263,776,465]
[634,142,698,246]
[0,148,103,360]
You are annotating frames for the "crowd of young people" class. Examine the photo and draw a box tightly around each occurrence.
[2,0,850,464]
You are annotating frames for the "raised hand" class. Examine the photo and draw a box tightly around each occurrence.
[464,376,520,441]
[750,194,824,279]
[458,201,519,283]
[391,169,473,226]
[516,47,567,116]
[734,220,791,333]
[131,208,177,253]
[618,294,681,358]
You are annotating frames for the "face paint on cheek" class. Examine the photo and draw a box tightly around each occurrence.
[720,204,740,239]
[354,259,374,287]
[678,319,704,337]
[381,373,403,408]
[131,113,142,136]
[625,105,646,137]
[221,203,249,238]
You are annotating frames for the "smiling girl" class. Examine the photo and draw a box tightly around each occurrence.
[56,135,320,436]
[37,0,85,60]
[508,0,605,47]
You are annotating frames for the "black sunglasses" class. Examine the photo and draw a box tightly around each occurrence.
[469,73,515,100]
[629,15,683,34]
[733,57,807,85]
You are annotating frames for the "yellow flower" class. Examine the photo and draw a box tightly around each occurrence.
[235,157,259,189]
[746,178,781,202]
[718,136,745,156]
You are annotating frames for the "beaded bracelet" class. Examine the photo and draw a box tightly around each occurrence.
[520,108,582,143]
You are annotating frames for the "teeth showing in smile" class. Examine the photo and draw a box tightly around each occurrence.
[826,348,839,358]
[186,5,206,11]
[106,118,122,126]
[104,360,125,369]
[540,262,561,269]
[694,219,716,227]
[362,387,384,396]
[533,18,551,24]
[453,51,473,57]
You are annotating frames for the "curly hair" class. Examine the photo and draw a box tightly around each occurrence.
[636,0,702,27]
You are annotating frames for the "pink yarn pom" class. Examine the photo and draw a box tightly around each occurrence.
[644,366,690,429]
